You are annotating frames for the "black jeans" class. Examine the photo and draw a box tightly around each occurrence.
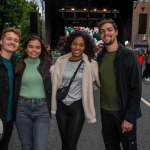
[0,120,13,150]
[101,109,137,150]
[56,100,85,150]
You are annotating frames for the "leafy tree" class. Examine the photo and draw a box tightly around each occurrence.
[0,0,44,45]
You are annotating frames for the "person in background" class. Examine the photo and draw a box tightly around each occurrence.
[143,51,150,81]
[137,50,145,69]
[51,31,100,150]
[125,41,133,50]
[57,36,66,55]
[45,43,51,56]
[0,27,21,150]
[13,35,52,150]
[97,19,142,150]
[94,43,104,58]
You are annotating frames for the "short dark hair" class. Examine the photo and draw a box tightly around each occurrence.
[98,19,118,31]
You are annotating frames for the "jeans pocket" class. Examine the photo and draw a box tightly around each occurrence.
[17,97,24,106]
[17,96,30,106]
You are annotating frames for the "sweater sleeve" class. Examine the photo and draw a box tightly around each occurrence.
[50,61,61,115]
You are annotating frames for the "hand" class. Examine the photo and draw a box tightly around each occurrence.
[94,81,100,89]
[121,120,133,133]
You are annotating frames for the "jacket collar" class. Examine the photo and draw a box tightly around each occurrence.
[101,42,123,57]
[0,55,4,66]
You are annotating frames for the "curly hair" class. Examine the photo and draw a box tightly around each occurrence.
[15,35,51,74]
[62,31,95,61]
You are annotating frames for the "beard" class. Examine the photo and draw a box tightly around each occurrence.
[103,36,116,46]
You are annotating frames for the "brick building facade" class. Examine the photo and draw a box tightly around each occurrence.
[132,0,150,50]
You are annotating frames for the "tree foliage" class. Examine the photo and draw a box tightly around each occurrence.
[0,0,44,45]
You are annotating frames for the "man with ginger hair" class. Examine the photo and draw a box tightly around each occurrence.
[0,27,21,149]
[97,19,142,150]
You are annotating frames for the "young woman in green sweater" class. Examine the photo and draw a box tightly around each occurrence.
[13,35,52,150]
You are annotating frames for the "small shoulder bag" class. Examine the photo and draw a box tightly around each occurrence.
[56,60,83,101]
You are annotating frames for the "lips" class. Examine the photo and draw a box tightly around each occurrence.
[9,45,15,48]
[73,50,81,54]
[31,53,38,56]
[104,36,111,40]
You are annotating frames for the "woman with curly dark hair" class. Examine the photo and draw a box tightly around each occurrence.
[51,31,100,150]
[13,35,52,150]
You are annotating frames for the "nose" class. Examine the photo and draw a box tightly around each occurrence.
[76,44,80,49]
[103,30,109,36]
[32,47,38,51]
[10,39,16,44]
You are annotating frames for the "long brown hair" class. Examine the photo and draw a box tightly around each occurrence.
[15,35,51,75]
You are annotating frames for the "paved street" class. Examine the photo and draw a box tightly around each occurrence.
[9,81,150,150]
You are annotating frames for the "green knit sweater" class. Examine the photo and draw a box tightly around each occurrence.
[19,57,46,99]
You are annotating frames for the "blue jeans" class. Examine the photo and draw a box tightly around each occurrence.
[16,96,50,150]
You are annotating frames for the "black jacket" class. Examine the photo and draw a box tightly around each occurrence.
[97,43,142,124]
[0,56,14,124]
[13,58,52,120]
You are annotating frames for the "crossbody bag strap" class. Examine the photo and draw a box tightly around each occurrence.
[68,60,83,86]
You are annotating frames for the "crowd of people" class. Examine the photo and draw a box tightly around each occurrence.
[0,18,145,150]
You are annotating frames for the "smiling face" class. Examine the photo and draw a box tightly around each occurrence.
[0,32,20,54]
[70,36,85,60]
[99,23,118,46]
[26,39,41,59]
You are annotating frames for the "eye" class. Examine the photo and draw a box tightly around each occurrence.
[14,39,19,43]
[100,30,105,34]
[36,46,41,49]
[28,45,34,48]
[7,37,12,41]
[72,42,77,46]
[108,28,113,32]
[79,44,84,47]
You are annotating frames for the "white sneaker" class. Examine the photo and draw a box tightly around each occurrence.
[144,78,150,81]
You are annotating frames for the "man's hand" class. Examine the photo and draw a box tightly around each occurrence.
[121,120,133,133]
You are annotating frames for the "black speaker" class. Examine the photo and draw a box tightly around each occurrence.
[30,12,39,34]
[138,13,147,34]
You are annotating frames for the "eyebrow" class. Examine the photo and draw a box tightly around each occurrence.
[100,27,113,31]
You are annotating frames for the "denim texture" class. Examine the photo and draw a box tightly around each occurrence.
[16,96,50,150]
